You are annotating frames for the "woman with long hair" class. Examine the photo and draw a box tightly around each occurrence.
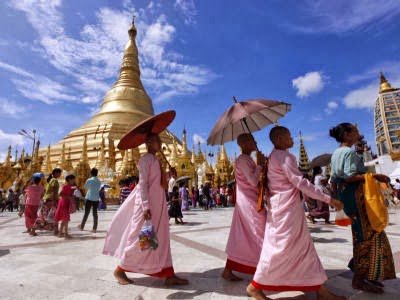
[329,123,395,294]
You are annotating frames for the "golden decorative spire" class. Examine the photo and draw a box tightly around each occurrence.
[379,71,394,93]
[4,145,11,167]
[64,147,73,171]
[220,144,228,161]
[82,17,154,127]
[96,138,106,168]
[80,135,88,163]
[42,145,53,174]
[57,143,66,169]
[170,139,178,167]
[14,148,18,163]
[191,145,196,164]
[108,137,116,171]
[181,128,190,157]
[298,132,310,173]
[20,148,26,169]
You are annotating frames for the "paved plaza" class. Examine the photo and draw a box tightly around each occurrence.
[1,206,400,300]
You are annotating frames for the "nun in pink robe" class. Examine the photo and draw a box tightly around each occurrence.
[103,153,174,278]
[225,154,267,275]
[252,148,331,292]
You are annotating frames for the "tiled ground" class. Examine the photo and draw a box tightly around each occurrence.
[1,206,400,300]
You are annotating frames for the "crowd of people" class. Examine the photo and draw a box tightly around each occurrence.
[1,167,105,238]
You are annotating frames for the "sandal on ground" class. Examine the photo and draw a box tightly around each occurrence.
[307,215,315,224]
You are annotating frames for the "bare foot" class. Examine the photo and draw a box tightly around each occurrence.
[246,283,269,300]
[222,267,243,281]
[64,234,72,239]
[58,233,64,238]
[318,285,348,299]
[165,274,189,286]
[113,268,134,285]
[77,225,83,231]
[91,229,97,233]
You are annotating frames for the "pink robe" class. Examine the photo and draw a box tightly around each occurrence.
[103,153,173,276]
[225,154,267,274]
[252,149,331,291]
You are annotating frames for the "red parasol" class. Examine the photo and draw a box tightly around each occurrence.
[117,110,176,150]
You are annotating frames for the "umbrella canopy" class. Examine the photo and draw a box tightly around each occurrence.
[32,172,45,178]
[176,176,191,183]
[309,153,332,168]
[207,98,291,146]
[118,110,176,150]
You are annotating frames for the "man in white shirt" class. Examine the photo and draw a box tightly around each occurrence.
[168,168,177,201]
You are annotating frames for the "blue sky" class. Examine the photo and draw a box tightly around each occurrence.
[0,0,400,164]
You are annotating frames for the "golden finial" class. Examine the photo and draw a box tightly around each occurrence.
[379,71,393,93]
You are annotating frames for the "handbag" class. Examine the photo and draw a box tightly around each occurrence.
[364,173,388,232]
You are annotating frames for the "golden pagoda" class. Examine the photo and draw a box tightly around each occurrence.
[298,132,310,173]
[38,18,182,177]
[213,144,233,186]
[175,128,195,179]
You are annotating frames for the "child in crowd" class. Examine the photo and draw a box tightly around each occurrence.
[54,174,76,239]
[24,177,44,236]
[168,186,184,224]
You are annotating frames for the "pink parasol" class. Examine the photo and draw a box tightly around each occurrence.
[207,97,291,146]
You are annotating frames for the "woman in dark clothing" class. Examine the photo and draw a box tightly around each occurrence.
[168,186,184,224]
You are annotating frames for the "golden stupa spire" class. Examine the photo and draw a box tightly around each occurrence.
[4,145,12,167]
[64,147,73,171]
[220,144,228,161]
[81,17,154,127]
[14,148,18,163]
[181,128,189,157]
[108,137,116,171]
[42,145,53,174]
[96,138,106,168]
[191,144,196,164]
[298,132,310,173]
[380,71,394,93]
[20,148,26,169]
[57,143,66,169]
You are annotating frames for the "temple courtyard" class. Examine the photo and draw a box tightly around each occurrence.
[1,207,400,300]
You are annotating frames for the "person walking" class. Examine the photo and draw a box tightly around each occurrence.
[247,126,345,300]
[329,123,395,294]
[103,133,188,286]
[79,168,101,233]
[73,185,82,211]
[223,133,266,281]
[24,177,44,236]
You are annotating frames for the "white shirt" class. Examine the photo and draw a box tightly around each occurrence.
[168,177,176,193]
[394,182,400,190]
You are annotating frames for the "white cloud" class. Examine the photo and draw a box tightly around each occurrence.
[292,71,324,98]
[174,0,197,25]
[343,83,378,109]
[0,99,27,117]
[0,60,77,104]
[193,134,205,144]
[0,129,25,146]
[286,0,400,34]
[324,101,339,114]
[9,1,214,104]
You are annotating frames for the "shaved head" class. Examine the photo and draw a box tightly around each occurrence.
[237,133,253,147]
[269,126,290,145]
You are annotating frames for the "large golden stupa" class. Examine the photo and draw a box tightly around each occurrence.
[38,19,183,178]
